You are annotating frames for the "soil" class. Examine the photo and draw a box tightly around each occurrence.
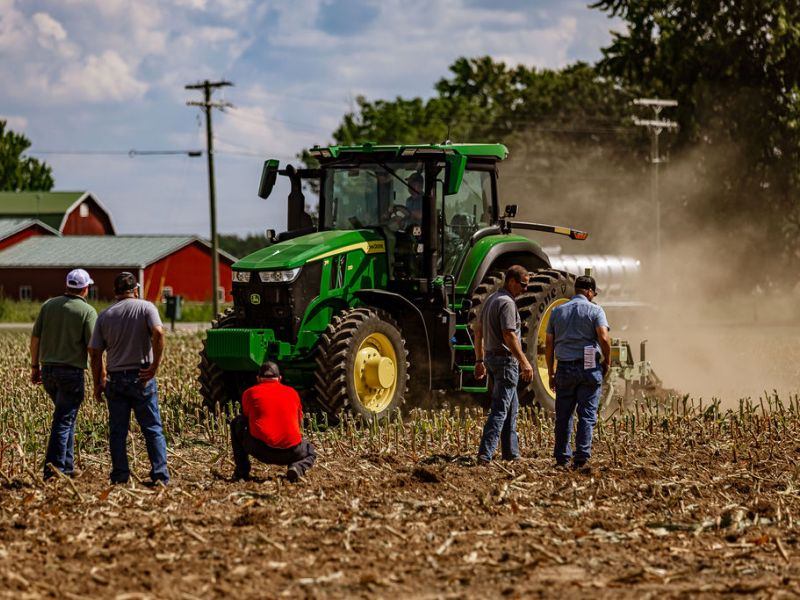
[2,440,800,599]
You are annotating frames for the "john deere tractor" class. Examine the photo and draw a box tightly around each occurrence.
[199,142,589,419]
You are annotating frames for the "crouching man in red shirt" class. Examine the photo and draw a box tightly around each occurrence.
[230,361,316,482]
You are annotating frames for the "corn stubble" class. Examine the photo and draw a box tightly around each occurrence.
[1,330,800,597]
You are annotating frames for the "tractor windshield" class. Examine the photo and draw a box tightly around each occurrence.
[322,162,424,232]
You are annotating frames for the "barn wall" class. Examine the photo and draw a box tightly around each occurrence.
[0,268,134,301]
[143,242,233,302]
[61,198,115,235]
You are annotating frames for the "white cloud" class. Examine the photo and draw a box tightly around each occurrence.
[174,0,207,9]
[53,51,148,102]
[32,12,67,42]
[195,26,239,43]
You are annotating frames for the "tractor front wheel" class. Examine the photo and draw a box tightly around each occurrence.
[315,307,409,421]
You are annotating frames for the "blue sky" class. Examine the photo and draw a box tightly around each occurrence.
[1,0,621,236]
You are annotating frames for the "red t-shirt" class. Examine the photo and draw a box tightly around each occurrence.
[241,381,303,449]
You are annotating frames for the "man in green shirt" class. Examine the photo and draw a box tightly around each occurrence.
[31,269,97,480]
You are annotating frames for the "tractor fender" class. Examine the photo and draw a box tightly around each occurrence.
[353,289,432,391]
[464,240,551,296]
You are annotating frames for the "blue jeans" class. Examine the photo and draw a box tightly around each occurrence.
[478,356,520,461]
[554,361,603,465]
[106,373,169,484]
[42,365,84,478]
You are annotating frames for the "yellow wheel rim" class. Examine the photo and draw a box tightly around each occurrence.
[353,332,398,414]
[536,297,568,400]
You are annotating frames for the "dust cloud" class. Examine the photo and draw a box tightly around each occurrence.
[501,129,800,407]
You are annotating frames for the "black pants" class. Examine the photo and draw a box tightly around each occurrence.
[230,415,316,477]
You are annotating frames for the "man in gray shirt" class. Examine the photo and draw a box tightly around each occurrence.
[89,272,169,485]
[473,265,533,464]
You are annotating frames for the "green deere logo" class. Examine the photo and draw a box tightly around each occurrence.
[249,293,261,305]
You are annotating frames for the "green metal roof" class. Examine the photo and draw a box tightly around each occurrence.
[0,191,116,231]
[0,236,236,268]
[309,142,509,160]
[0,218,60,240]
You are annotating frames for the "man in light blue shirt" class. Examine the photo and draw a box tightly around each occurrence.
[545,275,611,470]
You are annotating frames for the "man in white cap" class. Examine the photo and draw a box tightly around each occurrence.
[30,268,97,480]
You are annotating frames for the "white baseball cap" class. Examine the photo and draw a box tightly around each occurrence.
[66,268,94,289]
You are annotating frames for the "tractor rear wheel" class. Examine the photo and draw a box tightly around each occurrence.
[314,307,409,421]
[198,308,248,415]
[517,269,575,413]
[468,268,575,413]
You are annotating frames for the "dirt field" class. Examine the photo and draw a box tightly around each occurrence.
[3,416,800,599]
[2,330,800,599]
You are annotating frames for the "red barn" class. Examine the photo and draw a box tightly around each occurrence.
[0,191,116,235]
[0,218,59,251]
[0,236,235,302]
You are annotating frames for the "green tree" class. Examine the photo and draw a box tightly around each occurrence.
[322,57,651,251]
[592,0,800,272]
[0,120,54,191]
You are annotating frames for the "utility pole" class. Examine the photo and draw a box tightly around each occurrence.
[186,79,233,316]
[633,98,678,275]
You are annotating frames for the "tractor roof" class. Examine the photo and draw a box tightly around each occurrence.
[308,142,508,161]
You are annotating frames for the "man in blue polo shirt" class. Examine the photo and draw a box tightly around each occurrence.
[545,275,611,470]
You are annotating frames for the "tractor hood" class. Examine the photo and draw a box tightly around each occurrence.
[233,229,386,270]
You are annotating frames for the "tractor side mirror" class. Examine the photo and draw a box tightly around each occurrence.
[443,153,467,196]
[258,159,280,199]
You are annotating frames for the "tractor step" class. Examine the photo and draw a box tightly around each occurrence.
[462,385,489,393]
[452,344,475,352]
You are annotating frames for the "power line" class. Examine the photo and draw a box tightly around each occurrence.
[29,149,202,157]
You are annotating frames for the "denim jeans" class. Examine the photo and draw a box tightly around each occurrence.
[42,365,85,479]
[554,361,603,465]
[230,415,316,478]
[105,372,169,484]
[478,356,520,461]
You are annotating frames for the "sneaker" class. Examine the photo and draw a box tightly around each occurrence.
[286,466,301,483]
[553,461,569,469]
[476,456,491,467]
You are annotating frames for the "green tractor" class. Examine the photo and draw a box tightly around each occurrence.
[199,142,589,419]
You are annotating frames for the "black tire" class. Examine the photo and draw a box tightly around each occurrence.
[198,308,247,414]
[466,270,504,406]
[314,307,409,421]
[517,269,575,412]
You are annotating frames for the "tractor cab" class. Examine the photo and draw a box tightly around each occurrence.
[260,143,506,294]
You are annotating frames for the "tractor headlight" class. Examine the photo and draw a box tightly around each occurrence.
[258,267,301,283]
[232,271,251,283]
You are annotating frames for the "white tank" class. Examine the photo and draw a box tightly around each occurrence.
[544,246,643,308]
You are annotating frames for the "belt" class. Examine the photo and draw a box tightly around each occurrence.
[109,368,141,376]
[557,359,583,364]
[485,348,512,357]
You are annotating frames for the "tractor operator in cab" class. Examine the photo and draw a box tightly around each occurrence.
[230,362,316,482]
[545,275,611,471]
[473,265,534,464]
